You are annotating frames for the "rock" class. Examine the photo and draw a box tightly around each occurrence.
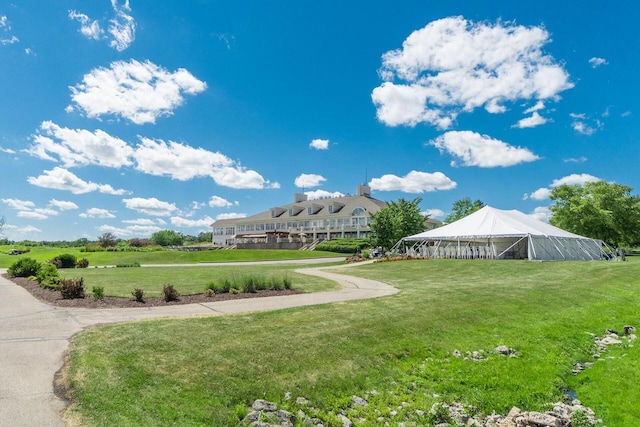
[526,411,560,426]
[284,391,292,400]
[453,349,462,358]
[624,325,636,335]
[296,396,310,405]
[252,399,278,412]
[351,395,368,407]
[338,413,353,427]
[495,345,510,355]
[600,336,622,345]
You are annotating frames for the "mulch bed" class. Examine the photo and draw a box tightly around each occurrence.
[3,274,301,309]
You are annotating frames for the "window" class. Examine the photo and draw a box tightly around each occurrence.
[225,227,235,235]
[352,207,366,216]
[214,228,224,236]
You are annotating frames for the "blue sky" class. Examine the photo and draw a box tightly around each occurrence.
[1,1,638,241]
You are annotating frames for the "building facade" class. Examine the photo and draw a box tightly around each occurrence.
[211,184,439,248]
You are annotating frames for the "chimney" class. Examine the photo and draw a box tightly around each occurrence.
[294,193,308,203]
[357,184,371,197]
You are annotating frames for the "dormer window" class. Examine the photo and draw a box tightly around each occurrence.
[328,202,344,213]
[307,204,323,215]
[289,206,304,216]
[352,207,366,216]
[271,207,286,218]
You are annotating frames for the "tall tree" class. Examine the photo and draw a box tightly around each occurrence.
[550,181,640,247]
[370,198,426,250]
[151,229,184,246]
[444,198,485,224]
[98,232,118,248]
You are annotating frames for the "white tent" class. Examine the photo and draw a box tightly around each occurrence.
[398,206,604,261]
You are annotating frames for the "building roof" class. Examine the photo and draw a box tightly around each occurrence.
[212,192,387,227]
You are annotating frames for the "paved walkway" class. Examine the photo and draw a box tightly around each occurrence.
[0,260,396,427]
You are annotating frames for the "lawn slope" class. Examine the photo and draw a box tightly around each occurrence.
[64,258,640,426]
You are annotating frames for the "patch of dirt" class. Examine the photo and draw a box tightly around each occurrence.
[3,274,301,308]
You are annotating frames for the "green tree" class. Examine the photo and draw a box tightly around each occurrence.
[444,198,485,224]
[197,231,213,243]
[150,229,184,246]
[549,181,640,247]
[370,198,426,250]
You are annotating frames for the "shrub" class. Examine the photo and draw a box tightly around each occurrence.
[51,253,77,269]
[205,288,215,297]
[230,287,240,294]
[76,258,90,268]
[218,278,232,294]
[132,288,145,302]
[36,263,62,290]
[283,274,292,290]
[242,276,257,293]
[269,276,284,291]
[92,286,104,301]
[116,262,141,268]
[60,278,85,299]
[8,257,41,277]
[161,284,179,302]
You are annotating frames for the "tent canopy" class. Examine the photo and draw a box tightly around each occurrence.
[400,206,603,261]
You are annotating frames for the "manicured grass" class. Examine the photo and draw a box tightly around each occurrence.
[65,258,640,426]
[59,264,341,297]
[0,246,341,268]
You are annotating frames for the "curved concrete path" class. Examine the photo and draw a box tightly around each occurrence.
[0,260,396,427]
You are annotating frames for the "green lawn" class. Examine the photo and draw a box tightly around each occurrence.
[0,246,341,268]
[64,258,640,426]
[59,264,341,297]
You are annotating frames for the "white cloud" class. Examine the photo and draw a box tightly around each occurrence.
[122,197,178,216]
[563,156,588,163]
[122,218,159,225]
[208,196,234,208]
[525,188,552,201]
[430,131,540,167]
[513,112,548,129]
[68,1,135,51]
[96,224,132,237]
[134,137,276,189]
[305,190,345,200]
[25,125,276,190]
[529,206,552,222]
[68,10,103,40]
[216,212,247,220]
[589,57,608,68]
[9,225,41,235]
[422,208,445,219]
[372,16,573,129]
[79,208,116,219]
[17,211,48,220]
[369,170,457,193]
[524,100,545,114]
[108,0,136,51]
[309,138,329,150]
[295,173,326,188]
[0,15,19,45]
[49,199,79,211]
[124,224,163,236]
[571,121,597,135]
[28,121,134,168]
[69,59,207,125]
[171,216,215,228]
[551,173,601,187]
[2,198,35,211]
[27,167,129,195]
[525,173,602,200]
[0,146,16,154]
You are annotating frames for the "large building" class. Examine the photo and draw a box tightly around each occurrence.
[211,184,439,249]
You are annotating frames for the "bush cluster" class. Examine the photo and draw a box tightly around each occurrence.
[131,288,145,302]
[60,278,85,299]
[36,263,62,289]
[76,258,90,268]
[205,274,293,294]
[92,286,104,301]
[8,257,40,277]
[162,284,180,302]
[50,253,77,269]
[315,238,370,254]
[116,262,141,268]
